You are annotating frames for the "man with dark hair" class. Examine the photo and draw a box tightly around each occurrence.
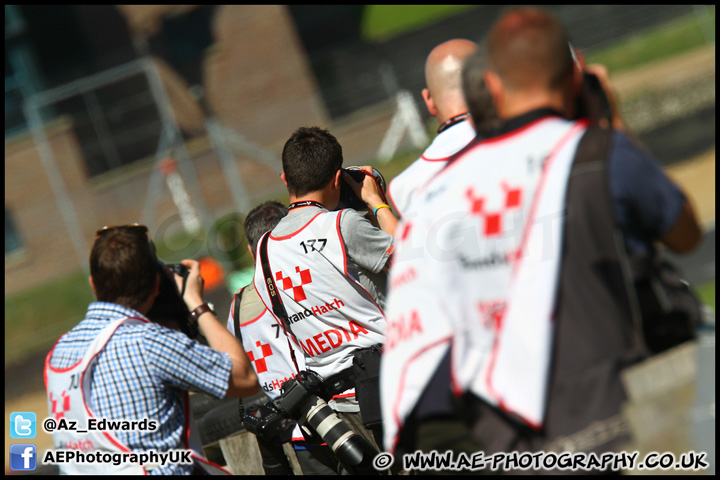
[281,128,345,198]
[253,126,397,455]
[387,38,492,219]
[45,224,259,475]
[227,201,343,475]
[461,49,501,134]
[243,201,290,255]
[381,6,701,472]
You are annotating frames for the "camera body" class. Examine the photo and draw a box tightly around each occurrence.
[243,400,297,444]
[574,71,612,123]
[145,259,197,338]
[167,263,189,278]
[338,166,388,214]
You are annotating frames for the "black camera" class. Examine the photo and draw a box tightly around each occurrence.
[243,400,296,444]
[574,71,612,123]
[245,370,380,474]
[338,166,388,214]
[167,263,189,279]
[146,249,197,338]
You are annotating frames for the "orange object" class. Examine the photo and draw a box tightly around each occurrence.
[159,157,177,176]
[199,256,225,291]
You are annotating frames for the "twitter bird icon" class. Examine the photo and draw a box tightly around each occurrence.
[10,412,37,439]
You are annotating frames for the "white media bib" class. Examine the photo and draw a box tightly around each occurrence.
[44,317,230,475]
[232,297,307,440]
[254,210,386,382]
[382,116,589,452]
[235,302,304,400]
[387,120,476,218]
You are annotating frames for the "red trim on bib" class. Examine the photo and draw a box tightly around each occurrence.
[435,116,562,185]
[386,179,403,218]
[270,212,323,240]
[336,210,386,317]
[330,392,356,400]
[79,321,144,464]
[192,454,233,475]
[336,211,348,276]
[483,119,588,431]
[238,307,269,327]
[420,153,456,162]
[45,342,82,373]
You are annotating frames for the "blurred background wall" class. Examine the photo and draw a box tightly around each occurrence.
[4,5,713,296]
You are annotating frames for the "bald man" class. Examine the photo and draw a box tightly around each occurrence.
[386,38,490,219]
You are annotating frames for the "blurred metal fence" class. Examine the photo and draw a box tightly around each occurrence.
[5,5,715,293]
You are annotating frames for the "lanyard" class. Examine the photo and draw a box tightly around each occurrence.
[437,112,470,134]
[289,200,325,211]
[259,233,301,373]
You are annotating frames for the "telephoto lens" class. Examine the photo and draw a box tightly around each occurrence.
[302,395,379,473]
[276,371,380,474]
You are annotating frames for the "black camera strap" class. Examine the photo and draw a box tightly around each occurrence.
[289,200,325,211]
[259,233,301,373]
[437,112,470,134]
[232,287,245,343]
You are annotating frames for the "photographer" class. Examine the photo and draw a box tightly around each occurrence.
[253,127,395,463]
[228,201,343,475]
[45,224,259,475]
[387,38,485,219]
[380,6,701,473]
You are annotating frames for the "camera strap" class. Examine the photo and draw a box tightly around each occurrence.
[437,112,470,134]
[289,200,325,211]
[232,287,245,343]
[259,233,301,373]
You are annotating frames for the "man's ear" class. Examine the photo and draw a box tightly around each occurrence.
[153,272,161,297]
[280,171,288,188]
[422,88,438,117]
[483,70,504,114]
[332,169,343,190]
[89,276,97,296]
[247,244,255,259]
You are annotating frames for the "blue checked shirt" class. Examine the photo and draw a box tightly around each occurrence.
[49,302,233,475]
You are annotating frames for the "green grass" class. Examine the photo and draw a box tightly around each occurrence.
[362,5,480,42]
[5,270,95,365]
[360,5,715,72]
[695,279,715,311]
[585,7,715,73]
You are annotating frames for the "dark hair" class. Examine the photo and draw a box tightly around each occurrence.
[462,49,500,134]
[90,227,158,310]
[244,201,289,255]
[487,7,574,92]
[281,127,343,197]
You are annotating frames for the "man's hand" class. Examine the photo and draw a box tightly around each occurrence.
[174,259,205,312]
[585,64,626,132]
[342,166,385,208]
[342,166,398,237]
[173,258,259,397]
[661,200,702,254]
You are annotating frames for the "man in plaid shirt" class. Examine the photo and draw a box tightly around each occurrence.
[45,225,259,474]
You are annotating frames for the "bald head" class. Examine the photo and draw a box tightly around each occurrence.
[487,7,574,93]
[422,39,479,123]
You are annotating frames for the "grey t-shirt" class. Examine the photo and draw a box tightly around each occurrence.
[270,206,394,308]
